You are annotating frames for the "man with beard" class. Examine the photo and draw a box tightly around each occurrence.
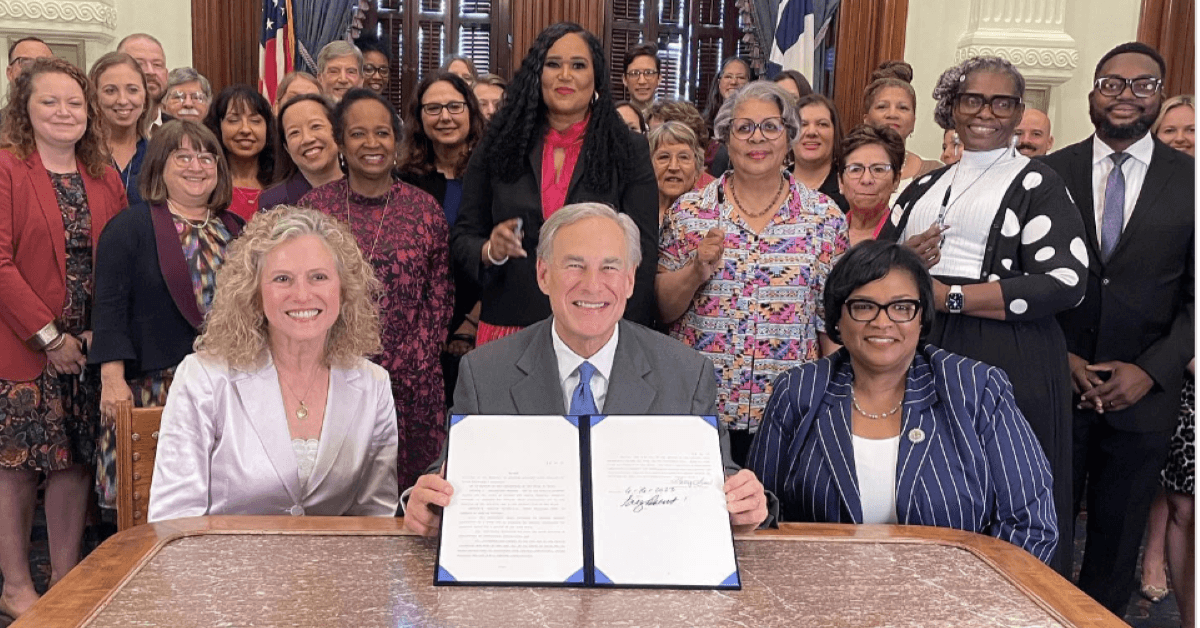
[117,34,170,130]
[1043,42,1194,617]
[161,67,211,122]
[1015,108,1053,156]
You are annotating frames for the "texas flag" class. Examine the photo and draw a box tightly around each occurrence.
[770,0,815,78]
[259,0,295,102]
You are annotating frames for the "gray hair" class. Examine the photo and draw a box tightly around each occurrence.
[713,80,801,144]
[537,202,642,269]
[164,67,212,100]
[931,56,1026,131]
[317,41,363,74]
[648,120,702,160]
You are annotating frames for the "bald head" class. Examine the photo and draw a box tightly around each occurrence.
[1015,108,1053,156]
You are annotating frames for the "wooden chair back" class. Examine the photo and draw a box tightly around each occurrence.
[114,400,164,530]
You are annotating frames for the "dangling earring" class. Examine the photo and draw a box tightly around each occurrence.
[338,153,347,172]
[591,91,599,107]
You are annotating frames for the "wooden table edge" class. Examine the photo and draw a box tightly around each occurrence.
[14,517,1126,628]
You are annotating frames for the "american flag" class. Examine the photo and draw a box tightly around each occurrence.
[259,0,294,102]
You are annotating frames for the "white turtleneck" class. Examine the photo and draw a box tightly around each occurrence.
[901,146,1029,280]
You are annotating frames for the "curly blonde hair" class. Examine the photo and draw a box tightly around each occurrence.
[1,57,110,179]
[195,206,382,369]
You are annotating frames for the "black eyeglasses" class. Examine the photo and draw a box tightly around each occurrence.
[844,298,922,323]
[363,64,390,77]
[955,92,1023,118]
[1093,76,1162,98]
[625,69,659,79]
[421,101,467,116]
[729,117,786,141]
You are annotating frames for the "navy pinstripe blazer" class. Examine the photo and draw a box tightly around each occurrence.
[747,345,1058,563]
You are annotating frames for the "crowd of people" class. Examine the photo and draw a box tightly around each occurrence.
[0,23,1192,626]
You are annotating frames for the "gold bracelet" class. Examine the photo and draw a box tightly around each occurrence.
[26,321,61,351]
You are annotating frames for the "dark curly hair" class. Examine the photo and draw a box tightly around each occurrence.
[1,57,110,179]
[481,22,638,192]
[204,84,277,186]
[398,71,485,179]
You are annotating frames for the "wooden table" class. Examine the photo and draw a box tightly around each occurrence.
[14,517,1126,628]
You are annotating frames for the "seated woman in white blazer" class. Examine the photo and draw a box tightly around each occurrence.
[148,206,399,521]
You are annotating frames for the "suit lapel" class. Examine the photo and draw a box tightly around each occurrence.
[815,390,862,523]
[1066,139,1101,266]
[232,361,303,503]
[27,153,67,284]
[150,203,206,329]
[1111,140,1175,261]
[894,351,941,522]
[511,321,566,414]
[304,365,359,494]
[602,321,656,414]
[528,135,545,192]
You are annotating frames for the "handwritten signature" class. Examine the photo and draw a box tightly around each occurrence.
[620,493,680,512]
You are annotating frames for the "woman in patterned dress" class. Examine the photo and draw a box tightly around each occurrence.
[0,58,127,619]
[657,81,849,466]
[90,120,244,513]
[300,88,452,489]
[879,56,1088,576]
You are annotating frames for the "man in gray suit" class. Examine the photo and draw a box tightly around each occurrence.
[405,202,768,536]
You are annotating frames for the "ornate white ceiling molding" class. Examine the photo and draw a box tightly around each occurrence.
[0,0,117,30]
[956,0,1079,86]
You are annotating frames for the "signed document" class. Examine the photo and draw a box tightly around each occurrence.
[435,414,740,589]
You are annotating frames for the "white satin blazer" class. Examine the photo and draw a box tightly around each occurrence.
[148,353,400,522]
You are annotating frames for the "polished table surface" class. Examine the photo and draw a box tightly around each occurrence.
[14,517,1126,628]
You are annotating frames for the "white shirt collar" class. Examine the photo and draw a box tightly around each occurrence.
[1092,132,1154,166]
[550,318,619,388]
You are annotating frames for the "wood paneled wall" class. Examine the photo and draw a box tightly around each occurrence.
[830,0,909,134]
[508,0,607,74]
[192,0,260,93]
[1138,0,1195,96]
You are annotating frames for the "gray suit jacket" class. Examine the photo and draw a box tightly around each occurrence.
[431,318,737,474]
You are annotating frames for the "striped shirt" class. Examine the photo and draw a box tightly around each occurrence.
[747,345,1058,563]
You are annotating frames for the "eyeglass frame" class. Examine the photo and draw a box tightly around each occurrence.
[625,69,659,79]
[843,163,894,180]
[362,64,390,78]
[1092,76,1163,99]
[954,92,1023,118]
[7,56,36,69]
[728,117,787,141]
[169,150,218,168]
[421,101,467,116]
[843,298,922,323]
[166,90,209,103]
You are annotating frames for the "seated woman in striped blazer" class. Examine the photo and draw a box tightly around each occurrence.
[746,240,1058,562]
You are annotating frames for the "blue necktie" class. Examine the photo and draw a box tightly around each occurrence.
[569,361,598,415]
[1100,152,1130,262]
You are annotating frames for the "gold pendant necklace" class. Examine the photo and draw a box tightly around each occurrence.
[280,366,323,421]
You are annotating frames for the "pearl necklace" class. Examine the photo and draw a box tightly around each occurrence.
[851,385,903,420]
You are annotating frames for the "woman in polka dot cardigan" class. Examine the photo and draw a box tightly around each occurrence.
[881,56,1087,577]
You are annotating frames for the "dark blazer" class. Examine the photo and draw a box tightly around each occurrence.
[450,128,660,328]
[0,150,127,381]
[747,346,1058,563]
[258,171,314,212]
[1042,137,1194,432]
[90,203,244,376]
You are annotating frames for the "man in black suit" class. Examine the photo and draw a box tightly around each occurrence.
[1043,42,1194,616]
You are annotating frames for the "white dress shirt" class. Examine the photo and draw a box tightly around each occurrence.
[1091,133,1153,237]
[551,318,619,413]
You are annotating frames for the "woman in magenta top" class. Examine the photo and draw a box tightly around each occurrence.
[449,22,658,345]
[839,124,907,245]
[204,84,276,220]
